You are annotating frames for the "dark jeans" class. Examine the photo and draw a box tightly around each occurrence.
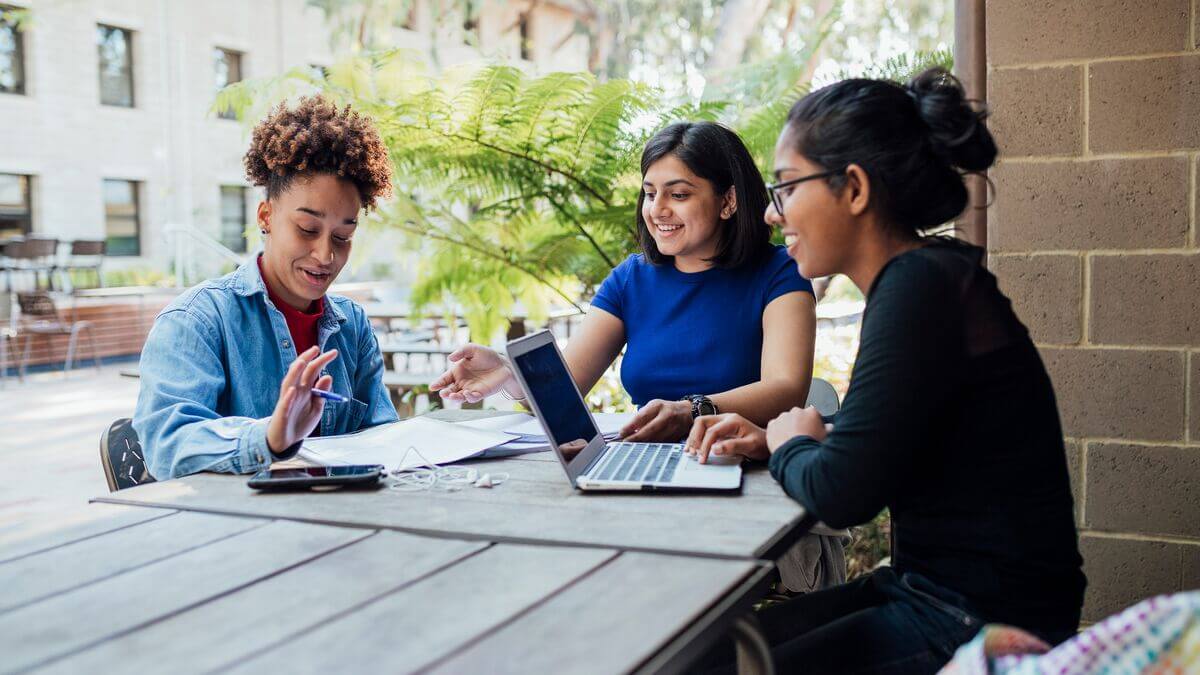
[699,568,985,675]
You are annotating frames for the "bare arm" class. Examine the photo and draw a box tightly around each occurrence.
[561,307,626,396]
[431,307,625,404]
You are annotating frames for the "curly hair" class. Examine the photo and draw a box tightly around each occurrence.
[243,95,393,210]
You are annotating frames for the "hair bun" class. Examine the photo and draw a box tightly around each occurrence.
[905,68,996,173]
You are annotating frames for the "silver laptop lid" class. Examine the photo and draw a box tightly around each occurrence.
[506,330,608,484]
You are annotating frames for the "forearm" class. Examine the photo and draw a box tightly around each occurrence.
[711,376,811,427]
[768,435,884,529]
[135,407,278,479]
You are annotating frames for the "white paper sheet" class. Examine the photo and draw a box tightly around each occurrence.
[456,413,533,433]
[298,417,515,471]
[503,411,635,440]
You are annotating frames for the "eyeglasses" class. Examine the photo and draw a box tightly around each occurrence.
[766,169,844,216]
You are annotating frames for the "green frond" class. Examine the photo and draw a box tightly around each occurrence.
[230,47,973,335]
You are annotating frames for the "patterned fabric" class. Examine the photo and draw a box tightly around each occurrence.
[940,592,1200,675]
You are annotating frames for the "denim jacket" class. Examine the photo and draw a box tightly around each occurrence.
[134,256,398,479]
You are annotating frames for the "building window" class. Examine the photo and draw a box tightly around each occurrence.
[103,179,140,256]
[213,48,242,120]
[518,13,531,61]
[97,24,134,107]
[219,186,247,253]
[0,173,31,238]
[0,7,25,95]
[462,0,480,38]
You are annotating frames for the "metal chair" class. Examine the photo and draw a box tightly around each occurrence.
[100,418,156,491]
[19,237,59,290]
[806,377,841,418]
[16,291,100,376]
[771,377,845,596]
[62,239,106,291]
[1,238,25,291]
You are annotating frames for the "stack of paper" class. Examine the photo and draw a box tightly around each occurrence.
[458,412,634,456]
[298,412,640,470]
[298,416,517,471]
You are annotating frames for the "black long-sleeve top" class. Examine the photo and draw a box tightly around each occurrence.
[770,240,1086,635]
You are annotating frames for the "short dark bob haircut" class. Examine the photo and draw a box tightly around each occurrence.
[636,122,771,269]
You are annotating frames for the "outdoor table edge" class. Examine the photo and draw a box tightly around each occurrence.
[88,495,809,563]
[633,561,776,675]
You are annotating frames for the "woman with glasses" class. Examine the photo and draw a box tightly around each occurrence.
[432,121,816,461]
[691,69,1086,673]
[135,96,398,479]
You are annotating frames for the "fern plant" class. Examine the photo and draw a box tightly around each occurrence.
[218,52,727,339]
[215,44,952,341]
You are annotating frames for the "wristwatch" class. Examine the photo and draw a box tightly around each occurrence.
[681,394,719,418]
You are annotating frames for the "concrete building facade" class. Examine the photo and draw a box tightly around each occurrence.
[0,0,587,274]
[986,0,1200,624]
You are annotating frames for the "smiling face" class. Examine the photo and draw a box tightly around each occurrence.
[640,154,732,271]
[258,173,362,311]
[765,128,859,280]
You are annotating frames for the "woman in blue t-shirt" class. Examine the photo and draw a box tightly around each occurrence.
[432,121,816,459]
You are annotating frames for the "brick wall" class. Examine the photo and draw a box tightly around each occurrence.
[987,0,1200,622]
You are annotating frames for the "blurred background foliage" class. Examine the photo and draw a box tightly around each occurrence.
[216,32,949,341]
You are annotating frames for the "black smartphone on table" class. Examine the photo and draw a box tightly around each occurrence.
[247,465,385,491]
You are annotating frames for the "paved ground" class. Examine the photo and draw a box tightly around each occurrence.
[0,365,142,550]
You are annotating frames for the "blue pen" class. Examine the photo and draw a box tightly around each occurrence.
[310,388,349,403]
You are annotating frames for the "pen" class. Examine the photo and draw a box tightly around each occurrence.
[310,388,349,403]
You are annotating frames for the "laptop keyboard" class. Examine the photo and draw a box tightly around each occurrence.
[590,442,683,484]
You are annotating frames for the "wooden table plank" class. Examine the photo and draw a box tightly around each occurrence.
[0,512,260,613]
[427,552,760,675]
[94,472,803,559]
[0,520,370,673]
[225,543,616,674]
[0,503,175,564]
[46,531,487,675]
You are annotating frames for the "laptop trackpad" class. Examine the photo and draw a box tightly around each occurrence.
[688,453,740,467]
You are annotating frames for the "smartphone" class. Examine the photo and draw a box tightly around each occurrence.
[247,465,385,490]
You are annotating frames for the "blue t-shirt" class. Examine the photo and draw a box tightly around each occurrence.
[590,245,813,406]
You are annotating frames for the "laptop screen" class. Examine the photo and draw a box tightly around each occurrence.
[512,341,600,458]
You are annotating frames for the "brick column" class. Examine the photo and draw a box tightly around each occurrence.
[987,0,1200,623]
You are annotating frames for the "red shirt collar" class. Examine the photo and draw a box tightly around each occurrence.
[258,256,324,353]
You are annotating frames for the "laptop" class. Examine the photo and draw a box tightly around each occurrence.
[506,330,742,492]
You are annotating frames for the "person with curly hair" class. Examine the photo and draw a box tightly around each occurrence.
[134,95,399,479]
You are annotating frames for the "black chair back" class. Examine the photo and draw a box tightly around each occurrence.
[70,240,106,256]
[22,237,57,259]
[16,291,57,319]
[100,418,156,491]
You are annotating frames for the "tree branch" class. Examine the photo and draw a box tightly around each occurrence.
[546,197,618,269]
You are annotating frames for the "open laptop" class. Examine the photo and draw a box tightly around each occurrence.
[506,330,742,492]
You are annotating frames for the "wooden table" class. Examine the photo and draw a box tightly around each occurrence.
[92,409,810,560]
[379,342,457,374]
[0,505,770,674]
[360,302,584,342]
[4,411,811,673]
